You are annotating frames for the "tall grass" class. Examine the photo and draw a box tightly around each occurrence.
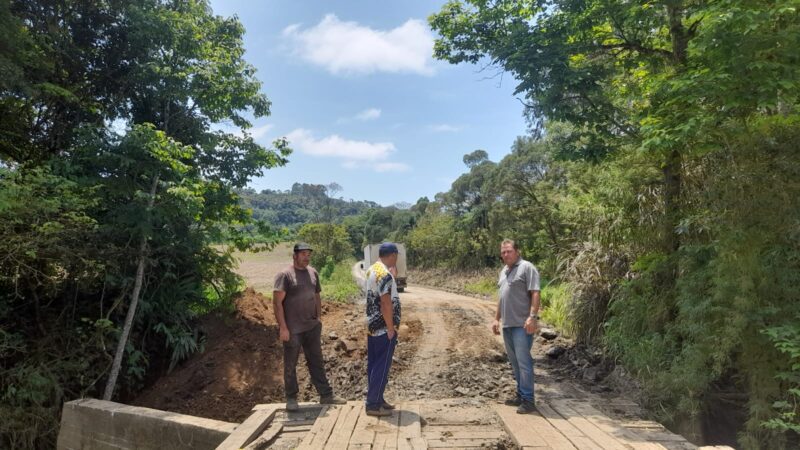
[541,282,573,337]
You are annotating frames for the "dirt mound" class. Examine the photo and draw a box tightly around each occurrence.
[132,288,284,422]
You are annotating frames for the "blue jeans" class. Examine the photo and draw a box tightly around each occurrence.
[366,333,397,409]
[502,326,534,402]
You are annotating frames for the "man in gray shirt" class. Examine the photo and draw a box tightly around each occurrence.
[273,242,346,411]
[491,239,541,414]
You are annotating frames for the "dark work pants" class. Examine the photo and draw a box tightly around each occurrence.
[366,333,397,410]
[283,322,333,400]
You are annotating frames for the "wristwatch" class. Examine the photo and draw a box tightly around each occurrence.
[530,313,540,320]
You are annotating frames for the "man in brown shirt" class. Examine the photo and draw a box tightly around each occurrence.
[273,242,345,411]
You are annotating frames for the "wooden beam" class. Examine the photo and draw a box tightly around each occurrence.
[216,406,279,450]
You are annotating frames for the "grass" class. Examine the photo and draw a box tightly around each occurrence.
[465,277,499,300]
[540,282,574,337]
[321,259,361,303]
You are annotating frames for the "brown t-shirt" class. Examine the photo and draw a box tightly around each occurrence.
[274,265,322,334]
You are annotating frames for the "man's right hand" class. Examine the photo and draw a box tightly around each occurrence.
[387,328,396,340]
[279,326,290,342]
[491,319,500,335]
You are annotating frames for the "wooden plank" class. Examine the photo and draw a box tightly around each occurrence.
[422,431,504,440]
[216,406,279,450]
[409,437,427,450]
[536,403,602,450]
[398,403,425,450]
[347,445,372,450]
[564,401,668,450]
[401,403,426,450]
[252,402,318,410]
[328,403,363,449]
[423,424,499,432]
[282,420,318,427]
[303,404,343,450]
[373,409,401,449]
[492,404,576,450]
[537,402,586,439]
[547,401,627,450]
[243,421,283,450]
[297,405,330,449]
[350,409,379,445]
[427,438,508,448]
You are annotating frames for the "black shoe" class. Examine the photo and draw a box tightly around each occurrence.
[286,398,299,411]
[381,401,395,410]
[366,407,392,417]
[504,396,522,407]
[516,400,536,414]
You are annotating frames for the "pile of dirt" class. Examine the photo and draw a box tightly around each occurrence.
[132,289,367,422]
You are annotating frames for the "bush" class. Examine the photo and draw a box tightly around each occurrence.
[298,223,354,268]
[321,259,361,303]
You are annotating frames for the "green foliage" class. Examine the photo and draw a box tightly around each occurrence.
[0,0,287,447]
[297,223,354,268]
[464,278,497,298]
[540,283,573,338]
[763,321,800,433]
[425,1,800,446]
[321,260,361,304]
[239,183,380,228]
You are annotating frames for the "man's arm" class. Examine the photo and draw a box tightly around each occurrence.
[524,290,541,334]
[380,292,396,339]
[492,301,501,335]
[315,293,321,319]
[273,290,290,342]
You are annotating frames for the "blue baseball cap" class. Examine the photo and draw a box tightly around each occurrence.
[379,242,399,257]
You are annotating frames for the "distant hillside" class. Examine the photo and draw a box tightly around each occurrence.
[238,183,382,228]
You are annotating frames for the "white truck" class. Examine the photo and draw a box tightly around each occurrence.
[362,243,408,292]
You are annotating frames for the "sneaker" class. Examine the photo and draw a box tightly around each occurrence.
[381,401,395,410]
[503,396,522,407]
[320,394,347,405]
[286,398,299,412]
[366,407,392,417]
[516,400,536,414]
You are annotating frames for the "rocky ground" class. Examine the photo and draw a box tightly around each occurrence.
[132,283,670,450]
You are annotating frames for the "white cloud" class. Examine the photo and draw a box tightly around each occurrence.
[429,124,462,133]
[250,123,274,140]
[287,128,394,161]
[338,108,382,124]
[286,128,410,173]
[355,108,381,121]
[283,14,435,76]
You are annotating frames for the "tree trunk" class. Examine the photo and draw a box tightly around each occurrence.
[663,1,688,253]
[103,172,160,401]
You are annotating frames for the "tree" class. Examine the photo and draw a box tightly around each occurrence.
[0,1,289,446]
[297,223,354,268]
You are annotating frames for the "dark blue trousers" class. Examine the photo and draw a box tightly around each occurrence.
[366,333,397,410]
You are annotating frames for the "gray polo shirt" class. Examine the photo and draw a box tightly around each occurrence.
[498,258,540,328]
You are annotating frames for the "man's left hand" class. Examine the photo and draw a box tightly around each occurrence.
[524,317,538,335]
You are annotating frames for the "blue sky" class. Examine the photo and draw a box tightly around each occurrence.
[210,0,528,206]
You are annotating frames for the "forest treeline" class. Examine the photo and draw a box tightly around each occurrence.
[422,0,800,446]
[0,1,288,447]
[2,0,800,449]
